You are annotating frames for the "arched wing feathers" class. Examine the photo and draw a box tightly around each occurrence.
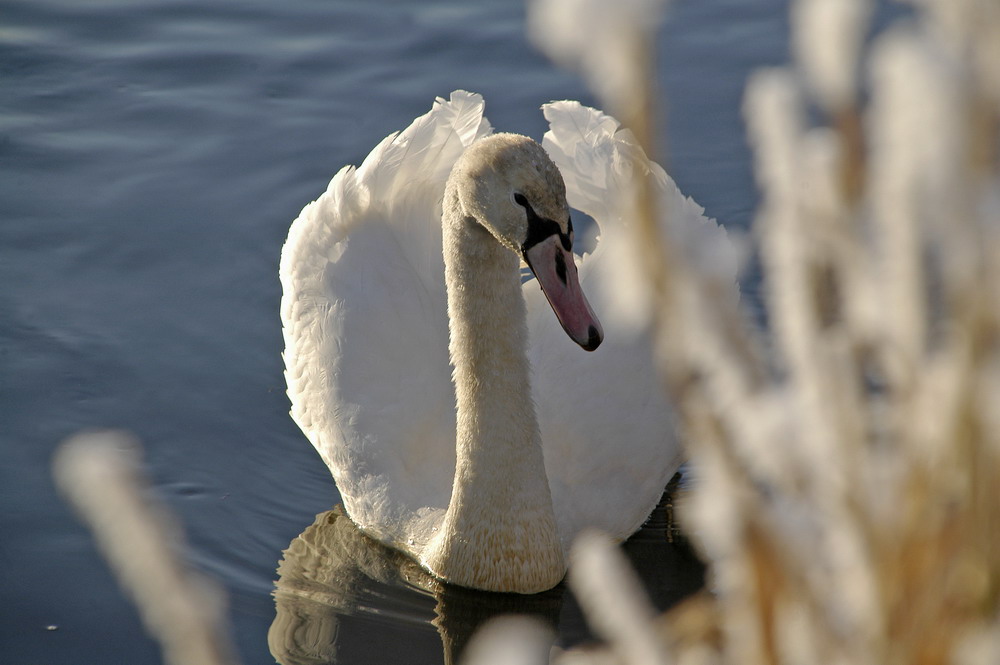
[280,92,490,545]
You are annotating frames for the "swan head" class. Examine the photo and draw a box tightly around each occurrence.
[451,133,604,351]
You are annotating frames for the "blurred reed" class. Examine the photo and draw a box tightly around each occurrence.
[504,0,1000,663]
[53,432,240,665]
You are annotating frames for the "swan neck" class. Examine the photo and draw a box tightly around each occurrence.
[448,221,538,457]
[422,184,564,593]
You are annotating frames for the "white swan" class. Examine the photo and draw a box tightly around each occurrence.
[280,91,734,593]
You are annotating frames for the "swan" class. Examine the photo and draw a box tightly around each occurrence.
[280,91,734,594]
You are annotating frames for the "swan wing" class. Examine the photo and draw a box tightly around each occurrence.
[280,91,492,547]
[532,100,738,545]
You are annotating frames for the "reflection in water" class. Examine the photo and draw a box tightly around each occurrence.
[270,490,704,665]
[269,506,564,665]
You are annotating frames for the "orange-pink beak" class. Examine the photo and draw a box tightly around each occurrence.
[524,235,603,351]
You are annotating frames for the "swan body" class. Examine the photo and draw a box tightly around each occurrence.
[280,91,734,593]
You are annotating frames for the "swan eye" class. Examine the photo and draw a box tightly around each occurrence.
[513,193,529,208]
[567,217,574,243]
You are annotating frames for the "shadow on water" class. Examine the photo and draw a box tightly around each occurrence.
[269,488,704,665]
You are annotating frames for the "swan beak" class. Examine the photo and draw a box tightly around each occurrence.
[524,236,603,351]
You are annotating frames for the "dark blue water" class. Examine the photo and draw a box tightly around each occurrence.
[2,1,789,663]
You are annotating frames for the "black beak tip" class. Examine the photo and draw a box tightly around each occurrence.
[581,325,603,352]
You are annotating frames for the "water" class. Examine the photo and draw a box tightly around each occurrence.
[1,1,788,663]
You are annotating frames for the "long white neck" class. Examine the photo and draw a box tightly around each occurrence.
[420,184,565,593]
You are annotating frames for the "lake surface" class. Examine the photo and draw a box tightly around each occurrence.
[2,1,789,663]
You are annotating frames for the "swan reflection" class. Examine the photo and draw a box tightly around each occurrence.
[269,506,564,665]
[270,494,704,665]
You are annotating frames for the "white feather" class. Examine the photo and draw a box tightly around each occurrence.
[279,90,732,569]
